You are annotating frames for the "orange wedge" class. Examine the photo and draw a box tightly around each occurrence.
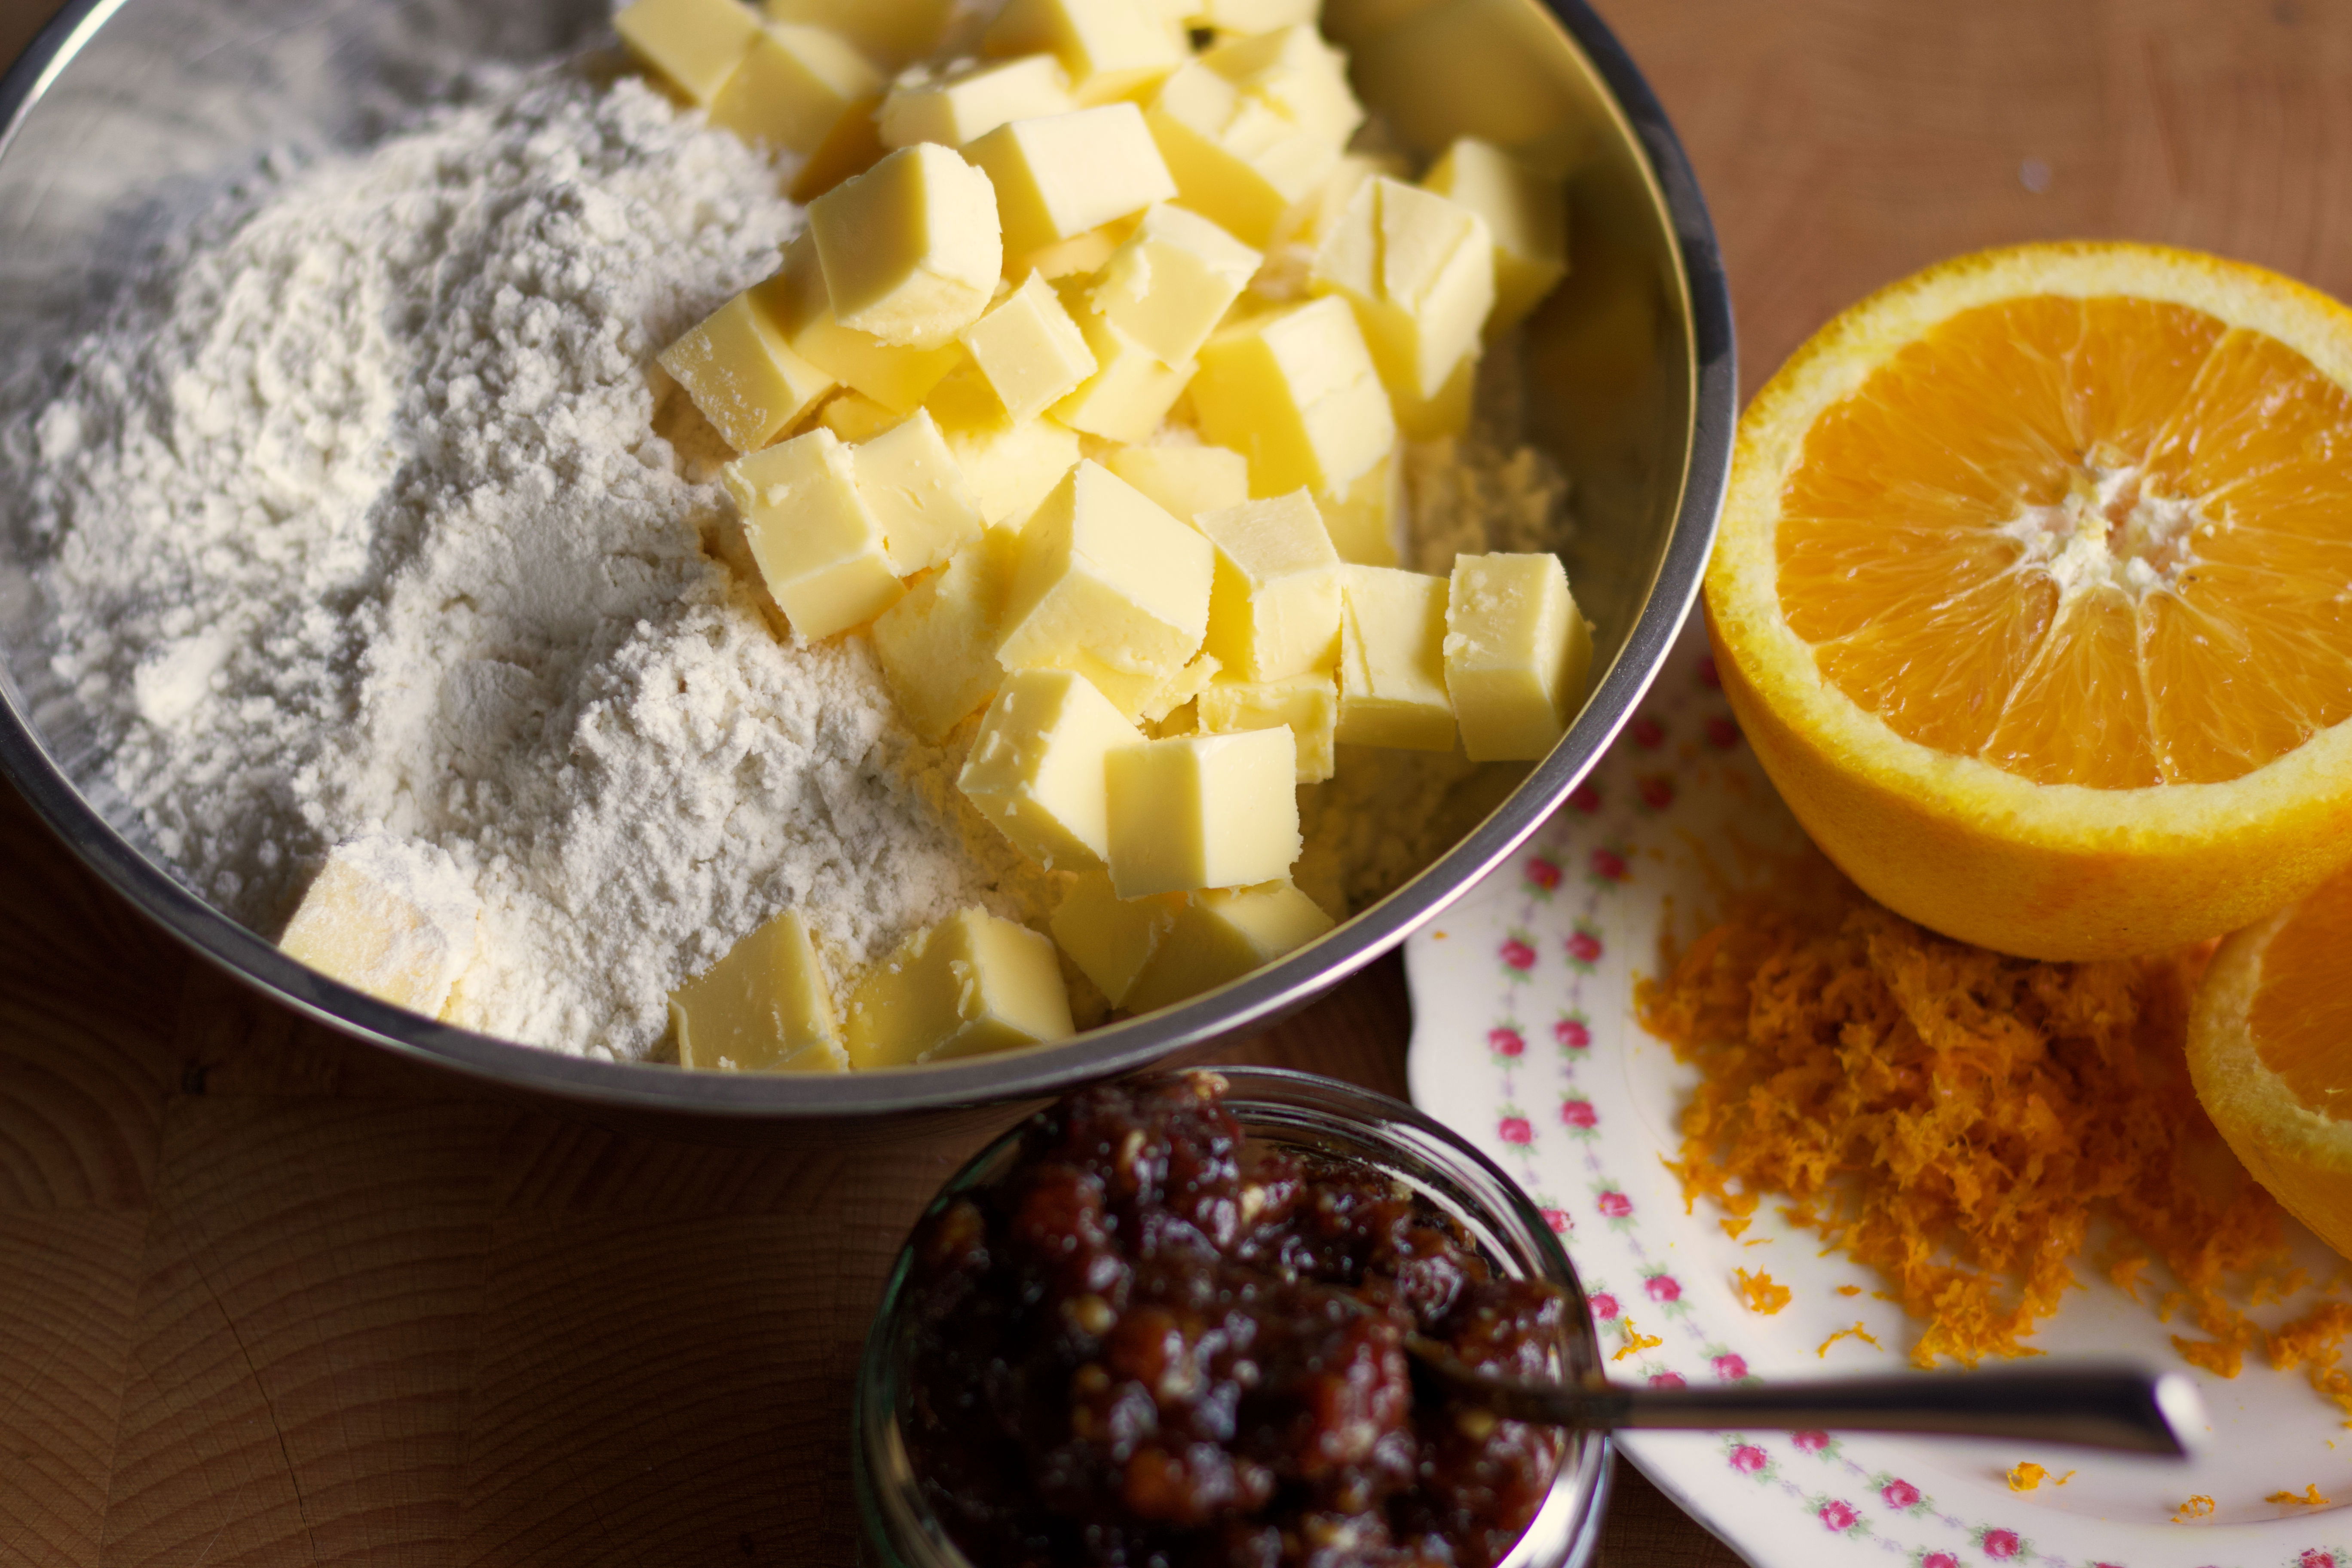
[1706,242,2352,959]
[2188,864,2352,1262]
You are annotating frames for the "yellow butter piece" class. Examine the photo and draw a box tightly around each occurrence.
[1195,490,1341,681]
[1423,137,1570,336]
[1444,551,1592,761]
[709,22,885,153]
[1105,726,1300,897]
[808,143,1002,349]
[960,668,1144,869]
[844,908,1075,1068]
[1313,174,1494,420]
[1050,870,1182,1008]
[1191,296,1395,496]
[983,0,1188,104]
[996,459,1214,717]
[853,408,985,574]
[1144,25,1361,245]
[1197,669,1336,781]
[1018,216,1139,280]
[658,285,836,453]
[723,427,906,637]
[1183,0,1321,35]
[880,54,1077,148]
[922,367,1084,525]
[670,909,847,1072]
[1317,447,1400,567]
[1271,150,1400,250]
[1123,879,1333,1014]
[615,0,763,105]
[764,0,951,70]
[1335,564,1455,750]
[871,526,1020,741]
[1087,203,1262,365]
[1051,294,1198,444]
[1387,352,1476,441]
[764,235,965,412]
[960,271,1099,423]
[789,92,888,203]
[1138,650,1222,726]
[817,389,903,441]
[280,837,480,1018]
[1103,442,1251,525]
[965,105,1179,260]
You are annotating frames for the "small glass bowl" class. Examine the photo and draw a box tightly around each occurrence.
[853,1067,1614,1568]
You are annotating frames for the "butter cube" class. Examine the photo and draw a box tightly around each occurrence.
[1195,490,1341,681]
[965,105,1179,260]
[1088,204,1262,365]
[1317,448,1400,567]
[960,668,1145,868]
[983,0,1188,104]
[764,235,965,412]
[789,92,888,202]
[1190,296,1395,496]
[880,54,1077,148]
[960,271,1098,423]
[808,143,1002,349]
[766,0,951,70]
[658,285,836,453]
[923,367,1084,524]
[724,427,905,637]
[1388,353,1476,441]
[1124,879,1333,1014]
[996,460,1215,717]
[710,23,886,152]
[1020,216,1139,279]
[1145,26,1361,245]
[670,909,847,1072]
[871,526,1020,740]
[1104,727,1300,897]
[853,409,985,574]
[1138,650,1222,726]
[1312,175,1495,416]
[1335,565,1455,750]
[1051,297,1197,444]
[1445,551,1592,761]
[615,0,762,105]
[279,836,480,1019]
[1423,137,1570,335]
[1197,670,1336,781]
[1272,150,1399,251]
[818,391,903,442]
[1050,870,1181,1008]
[1184,0,1320,34]
[844,908,1075,1068]
[1104,443,1250,524]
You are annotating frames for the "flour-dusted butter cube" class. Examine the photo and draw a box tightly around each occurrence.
[1190,296,1394,497]
[615,0,763,105]
[1423,137,1569,336]
[1444,551,1592,762]
[853,408,985,574]
[922,367,1084,524]
[1104,727,1299,897]
[764,235,966,412]
[1088,204,1262,365]
[658,285,836,453]
[1317,447,1400,567]
[959,271,1098,422]
[1195,490,1341,681]
[983,0,1188,104]
[1197,670,1335,782]
[808,143,1002,349]
[724,426,906,637]
[279,836,481,1019]
[1104,443,1250,525]
[960,668,1144,868]
[965,105,1179,261]
[872,526,1020,740]
[1312,175,1494,427]
[670,909,846,1072]
[817,390,903,442]
[709,23,885,152]
[1050,868,1180,1007]
[1144,25,1361,245]
[845,908,1074,1068]
[881,54,1077,148]
[1051,297,1197,444]
[1335,564,1454,750]
[996,459,1215,717]
[1123,879,1333,1013]
[766,0,952,70]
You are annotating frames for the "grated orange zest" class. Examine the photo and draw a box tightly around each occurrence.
[2267,1485,2330,1506]
[2006,1462,2047,1492]
[1614,1317,1663,1362]
[1816,1321,1880,1357]
[2174,1494,2216,1522]
[1736,1268,1792,1315]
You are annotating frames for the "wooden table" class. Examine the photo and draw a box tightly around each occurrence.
[3,1,2343,1561]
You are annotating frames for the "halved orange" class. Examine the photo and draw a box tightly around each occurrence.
[1706,242,2352,959]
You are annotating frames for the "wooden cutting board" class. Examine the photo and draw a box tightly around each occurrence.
[5,1,2349,1562]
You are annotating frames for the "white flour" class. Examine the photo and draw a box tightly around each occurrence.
[22,70,1040,1058]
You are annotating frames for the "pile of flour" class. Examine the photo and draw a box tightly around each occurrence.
[17,70,1040,1057]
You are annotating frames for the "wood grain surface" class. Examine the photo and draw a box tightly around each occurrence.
[2,1,2345,1563]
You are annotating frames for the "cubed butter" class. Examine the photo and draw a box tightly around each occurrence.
[1087,203,1262,365]
[789,92,888,202]
[1049,869,1181,1007]
[880,54,1077,148]
[1051,294,1198,444]
[279,836,480,1019]
[1311,175,1494,419]
[1144,25,1361,245]
[965,104,1178,260]
[1123,879,1333,1014]
[1182,0,1321,34]
[1020,215,1139,279]
[1271,150,1400,251]
[709,22,885,153]
[1335,564,1455,750]
[723,427,905,637]
[923,367,1084,524]
[995,460,1215,717]
[1194,490,1341,681]
[983,0,1188,104]
[960,668,1143,868]
[614,0,763,106]
[669,909,847,1072]
[658,285,836,453]
[765,0,952,70]
[1444,551,1592,761]
[763,235,965,413]
[1197,670,1336,782]
[1103,442,1250,525]
[1138,650,1222,726]
[959,271,1098,423]
[818,389,903,441]
[853,408,984,574]
[844,908,1074,1068]
[1423,137,1570,335]
[1317,447,1400,567]
[1387,352,1475,441]
[808,143,1002,349]
[1104,726,1300,897]
[1190,296,1395,496]
[871,526,1020,740]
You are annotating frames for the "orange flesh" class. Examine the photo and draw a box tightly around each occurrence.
[1778,296,2352,789]
[2251,865,2352,1119]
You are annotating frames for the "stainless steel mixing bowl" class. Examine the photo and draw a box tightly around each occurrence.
[0,0,1732,1132]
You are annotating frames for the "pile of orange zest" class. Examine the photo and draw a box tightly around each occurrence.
[2174,1494,2216,1522]
[1614,1318,1663,1362]
[1816,1321,1880,1357]
[2267,1302,2352,1420]
[2266,1485,2330,1506]
[2006,1462,2047,1492]
[1736,1268,1792,1315]
[1836,1285,1862,1297]
[1721,1216,1751,1239]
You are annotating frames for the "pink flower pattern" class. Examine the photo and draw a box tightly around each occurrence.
[1498,1117,1532,1145]
[1488,1027,1525,1057]
[1712,1352,1747,1381]
[1566,929,1603,965]
[1922,1553,1958,1568]
[1980,1528,2019,1559]
[1526,856,1562,890]
[1559,1097,1597,1129]
[1638,775,1676,810]
[1597,1191,1632,1219]
[1878,1479,1918,1510]
[1500,938,1535,971]
[1792,1431,1830,1452]
[1645,1274,1681,1303]
[1817,1500,1858,1533]
[1649,1371,1686,1389]
[1555,1016,1591,1049]
[1729,1444,1768,1474]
